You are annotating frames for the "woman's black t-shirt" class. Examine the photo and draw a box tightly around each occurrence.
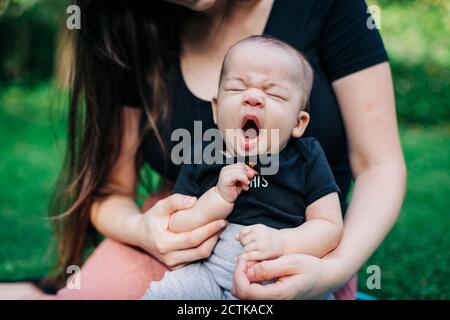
[124,0,389,214]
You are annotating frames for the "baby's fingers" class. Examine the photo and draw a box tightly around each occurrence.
[242,242,258,253]
[244,165,258,179]
[232,172,250,190]
[234,163,257,181]
[240,250,265,262]
[235,225,256,241]
[238,233,256,246]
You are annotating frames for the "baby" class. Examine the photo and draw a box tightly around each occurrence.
[142,35,343,300]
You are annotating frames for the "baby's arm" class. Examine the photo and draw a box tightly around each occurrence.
[279,192,343,257]
[169,164,257,233]
[237,192,343,260]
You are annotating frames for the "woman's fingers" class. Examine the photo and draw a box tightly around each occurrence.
[232,257,285,300]
[246,255,300,282]
[234,255,329,300]
[164,234,221,268]
[152,193,197,216]
[164,219,227,251]
[232,256,250,292]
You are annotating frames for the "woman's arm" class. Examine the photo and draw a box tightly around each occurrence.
[90,107,228,268]
[232,62,407,299]
[90,107,144,246]
[326,62,406,287]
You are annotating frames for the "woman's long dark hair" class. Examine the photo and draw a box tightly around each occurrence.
[48,0,186,287]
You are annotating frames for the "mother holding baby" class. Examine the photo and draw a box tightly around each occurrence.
[18,0,406,299]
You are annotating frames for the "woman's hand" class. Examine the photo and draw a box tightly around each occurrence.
[136,193,228,269]
[231,254,344,300]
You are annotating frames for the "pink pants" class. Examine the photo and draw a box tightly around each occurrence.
[31,194,357,300]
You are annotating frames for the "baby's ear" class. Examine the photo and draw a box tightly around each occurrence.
[211,97,218,125]
[291,111,310,138]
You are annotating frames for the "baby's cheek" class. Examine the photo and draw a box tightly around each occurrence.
[218,113,237,131]
[268,111,291,132]
[268,126,292,149]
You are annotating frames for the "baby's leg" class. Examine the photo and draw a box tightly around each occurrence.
[204,223,245,300]
[142,224,245,300]
[141,263,225,300]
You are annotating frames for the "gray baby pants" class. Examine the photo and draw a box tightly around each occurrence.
[141,223,245,300]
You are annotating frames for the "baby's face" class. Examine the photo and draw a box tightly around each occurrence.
[212,42,310,156]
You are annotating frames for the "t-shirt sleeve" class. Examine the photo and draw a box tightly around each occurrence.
[304,139,341,206]
[320,0,389,81]
[172,164,202,198]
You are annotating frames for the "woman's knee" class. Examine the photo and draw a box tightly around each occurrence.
[56,238,168,299]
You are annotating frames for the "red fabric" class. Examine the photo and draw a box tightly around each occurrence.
[333,275,357,300]
[56,239,168,299]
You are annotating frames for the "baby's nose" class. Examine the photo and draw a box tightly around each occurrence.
[244,89,264,108]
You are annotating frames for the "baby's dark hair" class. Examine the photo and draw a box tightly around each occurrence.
[219,35,314,111]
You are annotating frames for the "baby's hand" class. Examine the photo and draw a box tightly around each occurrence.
[216,163,257,203]
[236,224,285,261]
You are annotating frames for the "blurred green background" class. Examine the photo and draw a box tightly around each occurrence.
[0,0,449,299]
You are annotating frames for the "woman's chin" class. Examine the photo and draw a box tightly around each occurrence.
[165,0,216,11]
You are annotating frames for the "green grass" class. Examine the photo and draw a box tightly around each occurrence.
[368,0,450,124]
[0,82,64,280]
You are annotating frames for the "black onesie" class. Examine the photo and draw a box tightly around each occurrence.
[172,137,340,229]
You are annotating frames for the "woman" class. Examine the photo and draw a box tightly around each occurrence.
[20,0,406,299]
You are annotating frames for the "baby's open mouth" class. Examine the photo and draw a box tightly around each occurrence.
[240,115,260,151]
[242,117,260,139]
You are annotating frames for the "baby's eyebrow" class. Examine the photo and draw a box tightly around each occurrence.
[224,76,246,83]
[263,82,290,93]
[264,81,284,88]
[223,77,291,95]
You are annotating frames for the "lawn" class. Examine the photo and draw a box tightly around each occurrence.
[0,0,449,299]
